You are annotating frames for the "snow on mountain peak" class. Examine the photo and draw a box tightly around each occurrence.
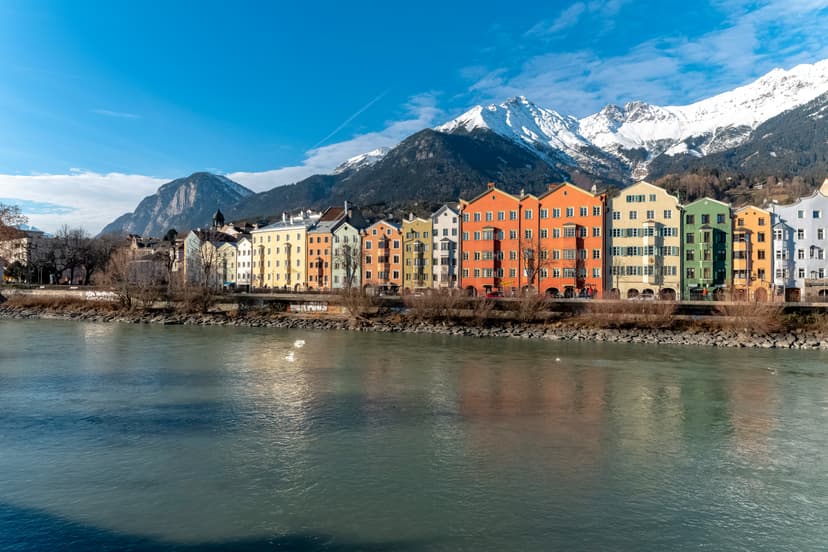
[333,147,391,174]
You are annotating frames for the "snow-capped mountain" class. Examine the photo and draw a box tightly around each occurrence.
[436,59,828,180]
[333,147,390,174]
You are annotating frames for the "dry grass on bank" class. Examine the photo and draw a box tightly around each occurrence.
[713,303,785,333]
[577,300,678,329]
[403,293,464,322]
[338,289,380,320]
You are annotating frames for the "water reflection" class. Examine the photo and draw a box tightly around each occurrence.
[0,321,827,550]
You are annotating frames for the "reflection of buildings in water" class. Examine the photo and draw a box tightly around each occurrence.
[727,370,778,463]
[458,360,608,474]
[610,373,684,458]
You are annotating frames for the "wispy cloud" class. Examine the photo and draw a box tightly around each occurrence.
[229,93,443,192]
[91,109,141,119]
[311,90,390,149]
[0,197,76,215]
[467,0,828,116]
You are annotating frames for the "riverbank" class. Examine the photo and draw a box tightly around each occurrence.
[2,303,827,350]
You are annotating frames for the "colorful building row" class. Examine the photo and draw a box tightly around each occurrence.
[458,179,828,302]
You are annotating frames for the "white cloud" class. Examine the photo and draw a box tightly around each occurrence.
[470,0,828,116]
[228,93,443,191]
[91,109,141,119]
[0,172,165,234]
[0,94,445,234]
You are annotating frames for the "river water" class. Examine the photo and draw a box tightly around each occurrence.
[0,320,826,551]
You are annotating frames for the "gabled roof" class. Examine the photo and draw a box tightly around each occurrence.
[364,219,401,232]
[683,196,731,210]
[539,181,603,201]
[431,204,459,219]
[614,180,682,206]
[734,204,770,214]
[459,184,522,206]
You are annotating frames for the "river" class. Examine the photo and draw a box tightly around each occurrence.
[0,320,826,551]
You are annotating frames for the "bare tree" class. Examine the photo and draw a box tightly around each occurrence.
[0,203,27,240]
[334,243,361,289]
[519,234,552,294]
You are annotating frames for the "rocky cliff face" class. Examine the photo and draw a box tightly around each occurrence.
[99,172,253,237]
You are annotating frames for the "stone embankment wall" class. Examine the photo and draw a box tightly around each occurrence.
[2,303,827,350]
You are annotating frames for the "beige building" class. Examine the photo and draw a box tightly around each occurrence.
[607,181,683,299]
[216,242,238,286]
[250,212,320,290]
[402,214,433,290]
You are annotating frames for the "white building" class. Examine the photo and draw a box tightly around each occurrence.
[770,179,828,301]
[236,236,252,288]
[431,204,460,288]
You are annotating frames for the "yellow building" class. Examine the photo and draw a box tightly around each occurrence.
[732,205,773,302]
[607,181,682,299]
[216,242,237,286]
[402,215,433,290]
[250,212,320,291]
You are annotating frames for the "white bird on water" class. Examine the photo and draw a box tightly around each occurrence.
[555,357,561,362]
[285,351,296,362]
[294,339,306,348]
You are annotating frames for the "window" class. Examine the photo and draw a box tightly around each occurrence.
[798,249,805,260]
[686,268,695,279]
[462,213,469,222]
[593,206,601,216]
[797,229,805,240]
[773,229,783,241]
[798,210,804,219]
[540,228,548,238]
[701,214,710,224]
[509,230,517,240]
[593,227,601,237]
[814,210,822,219]
[553,228,561,238]
[612,211,621,220]
[524,209,533,220]
[566,207,574,217]
[757,250,766,260]
[757,232,766,243]
[509,210,518,220]
[524,229,533,239]
[540,209,548,219]
[799,268,806,278]
[686,233,695,244]
[592,268,601,278]
[629,211,637,220]
[497,211,505,221]
[553,208,561,218]
[646,210,655,219]
[580,207,588,217]
[686,214,695,224]
[592,249,601,259]
[564,226,576,238]
[663,210,672,219]
[484,211,493,221]
[473,231,480,241]
[473,212,481,222]
[717,214,725,224]
[686,250,695,261]
[462,232,469,241]
[819,229,825,240]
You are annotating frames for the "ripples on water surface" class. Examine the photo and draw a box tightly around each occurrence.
[0,320,827,551]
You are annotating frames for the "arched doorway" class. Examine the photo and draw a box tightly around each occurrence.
[607,288,621,300]
[659,288,676,301]
[754,288,768,302]
[641,289,655,299]
[564,286,576,298]
[627,288,639,299]
[545,287,560,298]
[733,289,747,302]
[465,286,477,297]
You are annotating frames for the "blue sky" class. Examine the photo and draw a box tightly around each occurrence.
[1,0,828,232]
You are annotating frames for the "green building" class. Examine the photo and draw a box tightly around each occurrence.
[682,198,732,300]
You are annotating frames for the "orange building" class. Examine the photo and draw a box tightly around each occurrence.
[459,184,526,295]
[732,205,773,301]
[536,183,607,297]
[306,208,340,290]
[361,220,403,291]
[459,182,606,297]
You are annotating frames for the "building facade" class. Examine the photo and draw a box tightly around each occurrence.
[216,242,237,286]
[607,181,682,299]
[402,215,433,290]
[250,212,320,290]
[770,180,828,300]
[332,221,362,289]
[431,205,460,289]
[536,183,607,297]
[361,220,403,291]
[235,237,252,288]
[732,206,773,302]
[682,198,732,299]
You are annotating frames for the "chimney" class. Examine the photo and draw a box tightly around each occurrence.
[282,212,287,223]
[520,188,525,198]
[548,183,556,191]
[487,182,495,189]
